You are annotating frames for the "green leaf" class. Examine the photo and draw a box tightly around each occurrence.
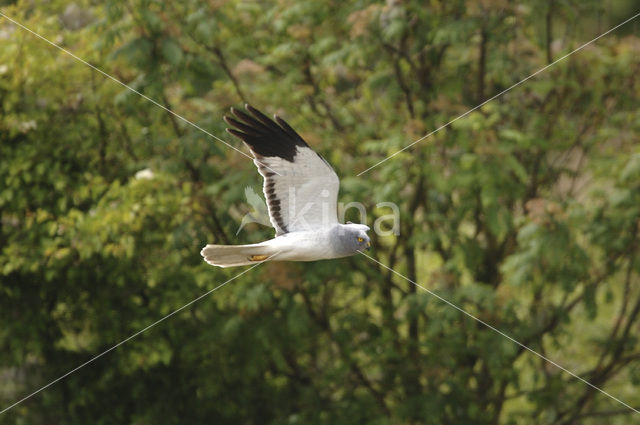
[161,38,183,65]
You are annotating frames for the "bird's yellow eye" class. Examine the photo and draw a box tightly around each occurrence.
[357,237,364,243]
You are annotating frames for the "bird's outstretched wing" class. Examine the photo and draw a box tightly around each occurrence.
[225,105,340,235]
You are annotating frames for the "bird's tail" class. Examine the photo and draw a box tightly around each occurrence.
[200,242,279,268]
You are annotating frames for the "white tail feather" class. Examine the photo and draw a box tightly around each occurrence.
[200,243,278,268]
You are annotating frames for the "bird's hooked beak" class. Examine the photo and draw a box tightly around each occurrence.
[366,241,371,250]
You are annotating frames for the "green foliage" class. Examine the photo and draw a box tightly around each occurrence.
[1,0,640,424]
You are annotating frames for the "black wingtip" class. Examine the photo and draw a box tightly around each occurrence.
[224,105,309,162]
[274,115,286,126]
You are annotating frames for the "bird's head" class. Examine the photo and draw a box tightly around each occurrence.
[339,222,371,253]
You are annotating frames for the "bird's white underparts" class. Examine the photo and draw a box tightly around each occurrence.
[201,105,371,268]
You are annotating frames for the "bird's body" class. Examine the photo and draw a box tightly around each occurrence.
[268,227,340,261]
[201,105,370,268]
[203,223,369,267]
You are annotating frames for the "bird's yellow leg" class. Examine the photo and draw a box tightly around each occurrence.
[249,254,269,261]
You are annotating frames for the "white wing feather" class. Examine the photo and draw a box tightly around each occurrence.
[225,105,340,235]
[253,147,339,234]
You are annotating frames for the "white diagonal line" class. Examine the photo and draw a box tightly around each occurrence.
[357,11,640,176]
[359,251,640,415]
[0,256,273,416]
[0,11,280,175]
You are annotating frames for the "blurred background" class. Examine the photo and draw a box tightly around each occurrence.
[1,0,640,423]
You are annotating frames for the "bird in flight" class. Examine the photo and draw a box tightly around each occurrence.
[201,105,371,267]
